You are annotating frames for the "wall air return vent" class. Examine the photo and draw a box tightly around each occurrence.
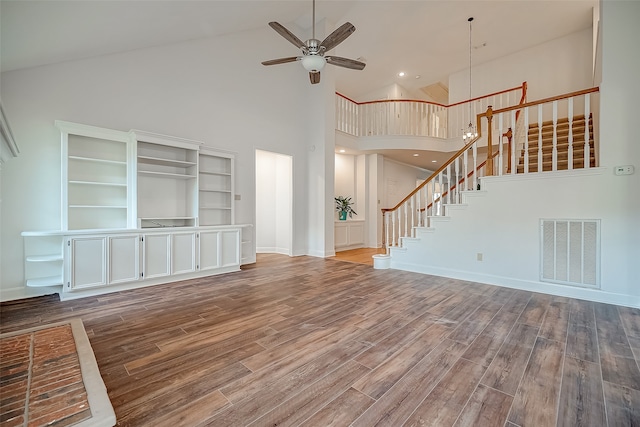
[540,219,600,288]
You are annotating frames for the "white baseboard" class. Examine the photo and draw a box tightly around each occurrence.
[0,286,59,302]
[390,260,640,309]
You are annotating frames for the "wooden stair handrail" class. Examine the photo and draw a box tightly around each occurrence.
[486,87,599,117]
[337,81,526,107]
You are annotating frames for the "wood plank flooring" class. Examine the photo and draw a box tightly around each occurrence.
[1,254,639,426]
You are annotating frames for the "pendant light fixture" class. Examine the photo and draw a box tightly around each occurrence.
[463,17,478,141]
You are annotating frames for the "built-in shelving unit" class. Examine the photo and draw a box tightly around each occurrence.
[21,121,250,299]
[199,147,234,226]
[135,135,199,228]
[58,121,133,230]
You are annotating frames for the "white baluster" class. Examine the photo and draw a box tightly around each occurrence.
[498,113,504,176]
[584,94,591,168]
[463,149,469,191]
[510,109,517,175]
[392,210,397,247]
[404,201,409,238]
[472,142,478,190]
[524,107,530,174]
[410,195,415,236]
[454,157,460,203]
[568,97,574,170]
[552,100,558,171]
[538,104,543,173]
[438,172,443,215]
[385,212,390,252]
[446,164,451,204]
[416,188,421,227]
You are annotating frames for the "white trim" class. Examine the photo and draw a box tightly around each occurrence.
[389,260,640,309]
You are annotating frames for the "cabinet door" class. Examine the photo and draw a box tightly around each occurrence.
[199,231,219,271]
[67,236,107,289]
[108,235,139,284]
[143,233,171,279]
[172,232,196,275]
[220,230,240,267]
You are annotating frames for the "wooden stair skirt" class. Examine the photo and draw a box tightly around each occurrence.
[516,114,595,173]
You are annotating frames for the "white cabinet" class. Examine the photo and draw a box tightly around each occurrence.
[108,235,139,284]
[220,230,240,267]
[66,236,107,289]
[20,121,253,299]
[57,121,133,231]
[199,230,220,271]
[172,232,196,275]
[335,220,366,251]
[142,233,171,279]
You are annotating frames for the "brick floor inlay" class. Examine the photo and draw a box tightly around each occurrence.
[0,325,91,427]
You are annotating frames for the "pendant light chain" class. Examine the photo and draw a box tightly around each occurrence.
[469,17,472,121]
[463,17,477,141]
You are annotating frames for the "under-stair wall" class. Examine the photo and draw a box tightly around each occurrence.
[388,168,637,308]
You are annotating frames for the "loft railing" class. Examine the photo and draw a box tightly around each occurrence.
[381,86,599,252]
[335,82,527,139]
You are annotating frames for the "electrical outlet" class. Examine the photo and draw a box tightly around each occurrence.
[235,194,241,200]
[614,165,634,176]
[477,253,483,261]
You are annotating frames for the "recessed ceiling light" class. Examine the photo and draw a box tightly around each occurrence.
[398,72,405,77]
[415,75,421,79]
[339,149,346,153]
[432,160,437,163]
[413,153,419,157]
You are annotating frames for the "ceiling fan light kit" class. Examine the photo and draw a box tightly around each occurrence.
[261,0,365,84]
[301,55,326,72]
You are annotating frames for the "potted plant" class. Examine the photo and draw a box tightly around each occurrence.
[335,196,357,220]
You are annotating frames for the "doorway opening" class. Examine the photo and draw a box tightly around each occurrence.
[255,150,293,256]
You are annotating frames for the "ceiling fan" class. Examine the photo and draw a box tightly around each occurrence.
[261,0,366,84]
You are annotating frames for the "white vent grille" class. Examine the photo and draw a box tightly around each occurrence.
[540,219,600,288]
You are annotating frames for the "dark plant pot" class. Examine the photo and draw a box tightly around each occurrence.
[339,211,347,220]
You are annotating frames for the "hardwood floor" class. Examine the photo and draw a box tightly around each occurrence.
[1,254,639,426]
[331,248,387,266]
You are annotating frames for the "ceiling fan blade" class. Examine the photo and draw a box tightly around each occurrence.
[309,71,321,84]
[320,22,356,52]
[261,56,300,66]
[268,22,305,49]
[326,56,366,70]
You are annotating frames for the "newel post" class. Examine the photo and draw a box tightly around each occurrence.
[503,127,513,173]
[486,106,494,176]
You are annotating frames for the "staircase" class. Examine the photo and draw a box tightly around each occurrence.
[516,114,594,173]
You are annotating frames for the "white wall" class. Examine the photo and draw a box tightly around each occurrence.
[382,158,431,208]
[0,25,317,299]
[449,28,593,104]
[334,153,355,205]
[391,2,640,308]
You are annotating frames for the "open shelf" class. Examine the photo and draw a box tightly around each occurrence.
[139,217,197,228]
[200,170,232,176]
[68,155,127,165]
[138,170,196,179]
[26,254,63,262]
[200,189,231,193]
[69,180,127,187]
[138,155,197,168]
[26,276,64,288]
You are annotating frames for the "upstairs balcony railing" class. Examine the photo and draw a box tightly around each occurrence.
[380,86,599,251]
[335,82,527,139]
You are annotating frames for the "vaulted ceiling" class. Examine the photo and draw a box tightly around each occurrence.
[1,0,596,170]
[1,0,595,100]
